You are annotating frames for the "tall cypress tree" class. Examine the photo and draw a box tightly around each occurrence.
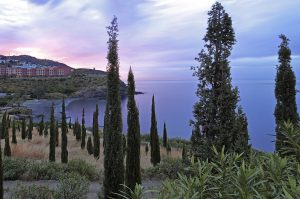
[21,118,26,140]
[81,108,86,149]
[163,122,168,148]
[12,120,17,144]
[275,34,299,153]
[93,105,100,159]
[49,103,56,162]
[87,136,93,155]
[150,95,160,166]
[103,16,124,198]
[191,2,247,159]
[61,98,68,163]
[38,116,44,136]
[27,116,33,140]
[0,136,3,199]
[125,68,141,190]
[68,118,72,129]
[75,118,81,141]
[4,117,11,157]
[1,112,7,139]
[55,120,59,147]
[44,123,48,137]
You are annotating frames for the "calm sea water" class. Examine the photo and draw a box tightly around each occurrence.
[23,80,300,152]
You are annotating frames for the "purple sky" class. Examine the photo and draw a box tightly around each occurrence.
[0,0,299,81]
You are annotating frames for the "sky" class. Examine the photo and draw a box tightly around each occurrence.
[0,0,299,81]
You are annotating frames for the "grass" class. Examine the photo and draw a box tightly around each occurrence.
[1,127,182,171]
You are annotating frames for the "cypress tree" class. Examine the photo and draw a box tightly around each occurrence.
[38,116,44,136]
[75,118,81,141]
[103,16,124,198]
[145,144,149,156]
[49,103,56,162]
[1,112,7,139]
[150,95,160,166]
[12,120,17,144]
[55,120,59,147]
[21,118,26,140]
[191,2,247,159]
[166,143,171,155]
[182,145,188,163]
[4,119,11,157]
[27,116,33,140]
[0,136,3,199]
[93,105,100,159]
[68,118,72,129]
[61,98,68,163]
[275,34,299,153]
[44,123,48,137]
[81,108,86,149]
[87,136,93,155]
[163,122,167,148]
[125,68,141,190]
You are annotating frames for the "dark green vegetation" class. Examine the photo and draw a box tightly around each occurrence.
[150,95,161,166]
[81,108,86,149]
[103,16,125,198]
[49,103,56,162]
[191,2,249,160]
[274,35,299,153]
[11,120,17,144]
[0,133,3,199]
[27,117,33,140]
[125,68,141,190]
[21,119,26,140]
[87,136,93,155]
[61,99,68,163]
[93,105,100,159]
[162,122,167,148]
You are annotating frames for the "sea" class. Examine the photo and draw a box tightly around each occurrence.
[23,80,300,152]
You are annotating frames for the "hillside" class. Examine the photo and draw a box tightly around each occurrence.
[0,55,69,67]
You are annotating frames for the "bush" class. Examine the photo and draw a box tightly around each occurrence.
[55,173,90,199]
[67,159,99,181]
[143,157,188,180]
[10,183,55,199]
[3,157,30,180]
[27,161,65,180]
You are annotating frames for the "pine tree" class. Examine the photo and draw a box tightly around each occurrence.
[27,116,33,140]
[163,122,168,148]
[81,108,86,149]
[103,16,124,198]
[87,136,93,155]
[55,120,59,147]
[4,118,11,157]
[93,105,100,159]
[125,68,141,190]
[49,103,56,162]
[38,116,44,136]
[150,95,161,166]
[61,98,68,163]
[21,118,26,140]
[191,2,248,159]
[275,34,299,153]
[12,120,17,144]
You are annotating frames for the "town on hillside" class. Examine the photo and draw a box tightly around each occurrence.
[0,56,72,77]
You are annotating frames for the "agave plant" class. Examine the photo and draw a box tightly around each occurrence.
[112,184,157,199]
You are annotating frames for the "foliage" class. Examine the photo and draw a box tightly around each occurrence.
[150,95,160,166]
[162,122,167,148]
[55,173,89,199]
[274,34,299,152]
[93,105,100,159]
[61,98,68,163]
[103,16,124,198]
[27,116,33,140]
[113,184,157,199]
[12,119,17,144]
[49,103,56,162]
[191,2,249,160]
[10,183,55,199]
[126,68,141,190]
[38,116,44,136]
[87,136,93,155]
[81,108,86,149]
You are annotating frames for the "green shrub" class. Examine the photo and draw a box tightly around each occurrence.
[55,173,90,199]
[66,159,99,181]
[3,157,30,180]
[10,183,55,199]
[27,161,65,180]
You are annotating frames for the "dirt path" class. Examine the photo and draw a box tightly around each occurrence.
[4,180,162,199]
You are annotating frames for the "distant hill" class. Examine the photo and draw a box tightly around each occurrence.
[0,55,70,67]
